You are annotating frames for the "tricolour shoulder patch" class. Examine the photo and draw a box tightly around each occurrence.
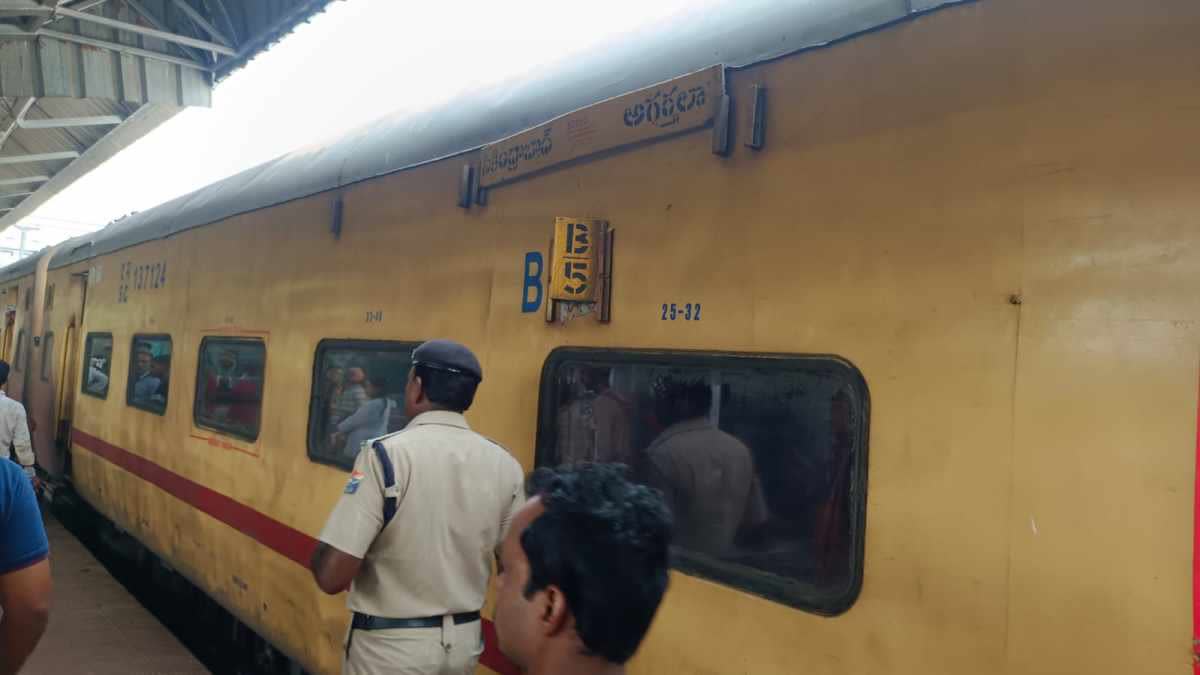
[344,470,365,494]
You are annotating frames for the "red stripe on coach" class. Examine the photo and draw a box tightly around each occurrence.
[72,428,518,674]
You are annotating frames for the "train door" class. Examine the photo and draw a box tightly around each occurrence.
[53,272,87,473]
[0,309,12,362]
[35,272,87,479]
[0,284,15,361]
[10,282,32,403]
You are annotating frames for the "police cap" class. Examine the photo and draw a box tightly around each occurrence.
[411,339,483,381]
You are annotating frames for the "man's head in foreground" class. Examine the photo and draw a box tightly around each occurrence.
[494,463,673,673]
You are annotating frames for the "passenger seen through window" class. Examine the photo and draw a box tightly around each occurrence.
[127,336,171,413]
[539,351,867,614]
[82,333,113,398]
[308,341,415,469]
[195,339,265,441]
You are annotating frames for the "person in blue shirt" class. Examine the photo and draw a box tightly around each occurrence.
[0,457,50,674]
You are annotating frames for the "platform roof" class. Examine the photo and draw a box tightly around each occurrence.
[0,0,339,231]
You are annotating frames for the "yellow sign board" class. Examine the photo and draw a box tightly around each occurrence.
[479,65,724,188]
[549,217,602,302]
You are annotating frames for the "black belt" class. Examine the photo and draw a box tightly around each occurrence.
[351,611,480,630]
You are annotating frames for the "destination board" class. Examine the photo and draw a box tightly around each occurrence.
[479,65,724,188]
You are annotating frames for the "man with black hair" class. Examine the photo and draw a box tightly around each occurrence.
[311,339,524,675]
[0,360,35,485]
[130,344,162,405]
[493,463,672,674]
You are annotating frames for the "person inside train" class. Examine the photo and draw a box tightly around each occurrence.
[86,354,110,395]
[151,354,171,400]
[201,349,260,433]
[329,366,368,429]
[493,463,672,675]
[0,455,51,675]
[0,361,35,485]
[642,372,767,559]
[555,366,635,467]
[331,376,394,461]
[130,343,162,406]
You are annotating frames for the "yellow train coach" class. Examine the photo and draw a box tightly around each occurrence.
[2,0,1197,673]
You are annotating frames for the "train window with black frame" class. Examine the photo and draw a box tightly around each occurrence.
[81,333,113,399]
[126,335,171,415]
[307,339,417,470]
[39,332,53,382]
[536,348,870,615]
[194,337,266,442]
[13,329,25,372]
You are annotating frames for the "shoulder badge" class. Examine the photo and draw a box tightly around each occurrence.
[344,470,365,494]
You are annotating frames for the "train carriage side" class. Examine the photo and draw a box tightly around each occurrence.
[31,256,93,479]
[20,0,1199,674]
[1,257,44,403]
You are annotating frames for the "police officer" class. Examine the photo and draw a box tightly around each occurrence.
[310,339,524,675]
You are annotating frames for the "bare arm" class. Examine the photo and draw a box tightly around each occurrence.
[0,559,52,675]
[309,542,362,595]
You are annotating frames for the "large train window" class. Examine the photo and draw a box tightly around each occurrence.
[39,332,53,382]
[536,348,869,615]
[307,339,417,470]
[13,330,25,372]
[193,338,266,442]
[126,335,171,415]
[81,333,113,399]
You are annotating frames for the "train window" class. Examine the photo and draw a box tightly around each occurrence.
[39,332,53,382]
[81,333,113,399]
[126,335,171,415]
[307,339,417,470]
[13,330,25,372]
[537,348,869,616]
[194,338,266,442]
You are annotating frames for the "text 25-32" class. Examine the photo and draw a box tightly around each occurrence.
[661,303,701,321]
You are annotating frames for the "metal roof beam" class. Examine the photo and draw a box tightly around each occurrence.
[0,192,34,200]
[170,0,232,47]
[40,27,210,70]
[217,0,328,72]
[0,176,49,187]
[0,151,80,165]
[122,0,212,64]
[25,0,66,32]
[65,0,113,10]
[18,115,122,129]
[0,1,52,18]
[57,5,236,56]
[202,0,238,46]
[0,97,36,157]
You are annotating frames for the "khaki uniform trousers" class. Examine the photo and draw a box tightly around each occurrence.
[343,616,483,675]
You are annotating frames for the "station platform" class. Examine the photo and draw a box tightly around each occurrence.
[23,512,208,675]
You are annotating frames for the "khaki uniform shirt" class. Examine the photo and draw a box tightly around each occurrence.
[318,410,525,618]
[644,418,767,557]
